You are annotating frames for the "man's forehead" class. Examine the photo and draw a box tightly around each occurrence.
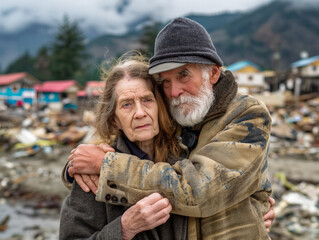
[159,63,195,77]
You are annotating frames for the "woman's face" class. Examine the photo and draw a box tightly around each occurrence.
[114,77,159,143]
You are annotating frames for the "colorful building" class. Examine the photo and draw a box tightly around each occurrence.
[291,55,319,94]
[35,80,81,108]
[226,61,266,93]
[77,81,105,110]
[0,72,40,106]
[77,81,105,98]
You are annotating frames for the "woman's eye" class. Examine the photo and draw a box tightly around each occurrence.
[144,98,153,102]
[123,102,131,108]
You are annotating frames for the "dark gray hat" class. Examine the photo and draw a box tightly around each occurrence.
[149,17,223,74]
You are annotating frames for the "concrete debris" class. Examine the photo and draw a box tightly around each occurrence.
[0,92,318,239]
[270,181,319,240]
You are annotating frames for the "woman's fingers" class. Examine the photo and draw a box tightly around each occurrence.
[73,174,99,193]
[74,174,90,192]
[121,193,172,238]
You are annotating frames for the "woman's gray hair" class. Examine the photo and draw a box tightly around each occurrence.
[95,56,154,142]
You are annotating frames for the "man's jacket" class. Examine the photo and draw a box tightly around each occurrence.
[96,71,272,240]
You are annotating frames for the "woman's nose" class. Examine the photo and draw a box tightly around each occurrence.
[134,103,147,118]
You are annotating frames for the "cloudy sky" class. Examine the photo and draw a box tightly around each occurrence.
[0,0,273,35]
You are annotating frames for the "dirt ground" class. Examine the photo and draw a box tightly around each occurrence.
[268,155,319,183]
[0,142,318,239]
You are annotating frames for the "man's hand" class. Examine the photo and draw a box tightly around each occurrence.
[264,197,275,232]
[74,174,99,194]
[121,193,172,240]
[68,144,115,177]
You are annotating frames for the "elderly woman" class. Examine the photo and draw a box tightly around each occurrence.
[59,57,187,239]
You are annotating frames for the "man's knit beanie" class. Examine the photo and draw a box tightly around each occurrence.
[149,17,223,74]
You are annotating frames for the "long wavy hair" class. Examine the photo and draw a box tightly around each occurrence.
[95,54,181,162]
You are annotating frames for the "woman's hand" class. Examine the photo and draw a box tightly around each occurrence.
[121,193,172,240]
[68,144,115,177]
[264,197,275,232]
[73,174,99,193]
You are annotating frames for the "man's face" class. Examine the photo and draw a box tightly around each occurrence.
[159,63,204,100]
[159,64,220,127]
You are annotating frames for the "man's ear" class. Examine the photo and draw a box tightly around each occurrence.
[210,65,221,85]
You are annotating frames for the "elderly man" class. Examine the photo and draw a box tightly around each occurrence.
[67,17,274,239]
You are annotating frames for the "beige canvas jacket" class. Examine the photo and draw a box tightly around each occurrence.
[95,71,272,240]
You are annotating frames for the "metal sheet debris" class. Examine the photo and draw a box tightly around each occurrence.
[0,92,318,239]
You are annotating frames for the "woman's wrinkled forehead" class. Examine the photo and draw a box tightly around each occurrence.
[115,77,154,98]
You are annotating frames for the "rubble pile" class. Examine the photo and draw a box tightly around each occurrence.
[269,95,319,159]
[0,108,95,239]
[270,181,319,240]
[0,93,318,239]
[265,93,319,240]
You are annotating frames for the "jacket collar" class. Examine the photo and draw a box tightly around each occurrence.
[113,133,150,160]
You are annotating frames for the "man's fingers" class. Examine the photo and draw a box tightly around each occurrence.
[264,219,272,228]
[71,148,77,154]
[68,166,76,177]
[99,143,115,153]
[68,154,75,161]
[263,205,275,221]
[74,174,90,192]
[269,197,275,207]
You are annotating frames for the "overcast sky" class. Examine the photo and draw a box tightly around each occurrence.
[0,0,274,34]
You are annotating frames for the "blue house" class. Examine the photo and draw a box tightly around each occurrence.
[35,80,80,109]
[0,72,40,106]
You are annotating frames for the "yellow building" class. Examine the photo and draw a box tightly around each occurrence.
[226,60,266,94]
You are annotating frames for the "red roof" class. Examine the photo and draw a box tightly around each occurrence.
[86,81,105,88]
[0,72,27,86]
[81,81,105,96]
[77,90,86,97]
[36,80,77,92]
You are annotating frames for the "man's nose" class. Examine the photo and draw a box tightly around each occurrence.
[134,103,147,118]
[170,80,184,98]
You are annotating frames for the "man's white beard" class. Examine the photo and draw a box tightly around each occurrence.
[169,78,215,127]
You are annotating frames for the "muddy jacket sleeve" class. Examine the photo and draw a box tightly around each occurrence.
[59,181,122,239]
[96,95,272,218]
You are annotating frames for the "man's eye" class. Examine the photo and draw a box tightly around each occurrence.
[180,70,189,78]
[162,80,170,87]
[181,72,188,77]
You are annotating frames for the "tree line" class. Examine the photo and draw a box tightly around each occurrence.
[2,16,161,86]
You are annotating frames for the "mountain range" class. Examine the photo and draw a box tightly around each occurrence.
[1,0,319,71]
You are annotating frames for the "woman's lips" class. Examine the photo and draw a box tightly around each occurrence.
[135,124,150,129]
